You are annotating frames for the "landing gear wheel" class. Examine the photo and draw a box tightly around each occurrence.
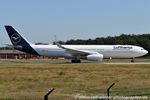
[71,59,81,63]
[131,58,135,62]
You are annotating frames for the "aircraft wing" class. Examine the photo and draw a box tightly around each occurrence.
[56,43,98,56]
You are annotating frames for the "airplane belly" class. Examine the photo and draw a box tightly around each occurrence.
[101,50,136,58]
[35,49,65,57]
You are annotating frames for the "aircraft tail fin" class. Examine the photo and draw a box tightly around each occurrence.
[4,25,39,55]
[5,25,30,46]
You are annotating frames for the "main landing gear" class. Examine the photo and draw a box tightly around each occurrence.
[71,59,81,63]
[131,58,135,62]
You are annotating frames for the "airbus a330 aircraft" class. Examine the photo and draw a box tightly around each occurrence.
[5,25,148,63]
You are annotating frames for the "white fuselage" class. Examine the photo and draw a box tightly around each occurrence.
[4,25,148,62]
[31,44,148,58]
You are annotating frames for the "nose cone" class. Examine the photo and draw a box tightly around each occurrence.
[137,49,148,57]
[133,46,148,57]
[143,50,148,55]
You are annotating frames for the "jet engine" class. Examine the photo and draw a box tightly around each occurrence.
[87,54,103,61]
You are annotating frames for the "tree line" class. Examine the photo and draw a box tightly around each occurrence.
[57,34,150,56]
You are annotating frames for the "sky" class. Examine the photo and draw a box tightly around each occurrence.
[0,0,150,45]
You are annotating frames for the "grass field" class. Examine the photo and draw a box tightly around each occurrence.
[0,59,149,100]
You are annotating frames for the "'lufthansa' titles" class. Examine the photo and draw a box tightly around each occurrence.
[114,46,133,49]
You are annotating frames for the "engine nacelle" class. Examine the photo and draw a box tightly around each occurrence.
[87,54,103,61]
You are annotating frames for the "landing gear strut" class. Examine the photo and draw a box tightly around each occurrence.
[71,59,81,63]
[131,58,135,62]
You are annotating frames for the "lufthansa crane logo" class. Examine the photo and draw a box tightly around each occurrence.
[11,34,21,44]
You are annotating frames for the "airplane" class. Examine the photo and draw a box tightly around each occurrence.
[4,25,148,63]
